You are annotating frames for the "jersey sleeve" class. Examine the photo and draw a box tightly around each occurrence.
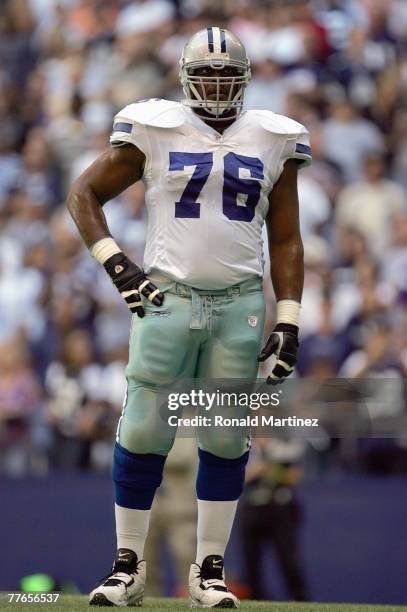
[253,110,312,182]
[282,125,312,169]
[109,105,151,159]
[275,125,312,183]
[291,127,312,168]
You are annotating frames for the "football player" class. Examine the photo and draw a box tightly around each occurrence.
[67,27,311,608]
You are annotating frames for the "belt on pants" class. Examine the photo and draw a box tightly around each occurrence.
[148,271,262,331]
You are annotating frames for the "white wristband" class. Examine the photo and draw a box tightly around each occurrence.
[276,299,301,327]
[90,237,122,264]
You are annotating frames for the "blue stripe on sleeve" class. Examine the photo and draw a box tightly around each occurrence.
[207,27,214,52]
[295,143,311,156]
[113,122,132,134]
[220,29,226,53]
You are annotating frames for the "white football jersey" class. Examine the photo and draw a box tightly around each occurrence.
[110,99,311,289]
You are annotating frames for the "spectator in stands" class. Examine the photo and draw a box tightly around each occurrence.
[46,329,122,469]
[382,212,407,292]
[335,152,406,257]
[0,335,44,477]
[340,316,406,382]
[322,98,385,182]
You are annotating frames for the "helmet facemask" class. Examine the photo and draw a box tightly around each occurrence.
[179,28,251,122]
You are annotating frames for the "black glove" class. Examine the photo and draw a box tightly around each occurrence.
[258,323,299,384]
[104,252,164,318]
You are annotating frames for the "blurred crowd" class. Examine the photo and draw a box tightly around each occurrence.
[1,0,407,477]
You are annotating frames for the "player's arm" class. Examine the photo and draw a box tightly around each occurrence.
[67,144,163,317]
[67,144,144,247]
[258,159,303,383]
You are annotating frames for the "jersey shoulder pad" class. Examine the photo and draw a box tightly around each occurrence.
[247,109,308,136]
[115,99,185,128]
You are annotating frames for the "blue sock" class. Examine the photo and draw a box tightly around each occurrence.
[196,448,249,501]
[113,442,166,510]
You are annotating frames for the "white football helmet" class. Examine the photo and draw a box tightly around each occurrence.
[180,27,251,121]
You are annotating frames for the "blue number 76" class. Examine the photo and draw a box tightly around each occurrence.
[169,152,264,222]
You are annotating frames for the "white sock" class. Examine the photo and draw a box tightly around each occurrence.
[196,499,239,565]
[115,503,151,560]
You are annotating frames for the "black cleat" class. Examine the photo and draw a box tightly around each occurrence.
[189,555,239,608]
[89,549,145,607]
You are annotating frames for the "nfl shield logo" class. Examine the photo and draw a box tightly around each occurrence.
[248,316,258,327]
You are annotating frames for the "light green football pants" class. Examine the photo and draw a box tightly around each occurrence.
[117,273,266,459]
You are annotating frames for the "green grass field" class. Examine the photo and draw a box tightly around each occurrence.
[1,596,407,612]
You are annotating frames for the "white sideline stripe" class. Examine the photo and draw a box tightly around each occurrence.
[116,381,128,442]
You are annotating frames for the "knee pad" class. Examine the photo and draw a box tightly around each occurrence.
[113,442,166,510]
[196,448,249,501]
